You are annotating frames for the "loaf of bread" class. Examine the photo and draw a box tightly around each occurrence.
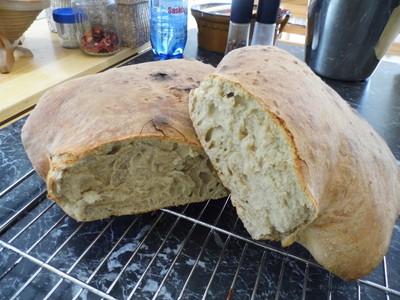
[189,45,400,280]
[21,59,228,222]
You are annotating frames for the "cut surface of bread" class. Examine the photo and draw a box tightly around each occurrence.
[47,138,225,221]
[190,76,316,242]
[189,45,400,280]
[21,59,228,222]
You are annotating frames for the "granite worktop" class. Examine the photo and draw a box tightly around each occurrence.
[1,37,400,299]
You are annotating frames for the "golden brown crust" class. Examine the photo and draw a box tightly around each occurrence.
[21,59,228,222]
[212,45,400,280]
[21,59,214,179]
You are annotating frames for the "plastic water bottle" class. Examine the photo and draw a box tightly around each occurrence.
[150,0,188,58]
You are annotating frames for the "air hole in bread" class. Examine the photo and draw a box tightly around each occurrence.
[106,144,121,155]
[204,128,213,143]
[238,128,248,140]
[199,171,211,183]
[207,103,216,116]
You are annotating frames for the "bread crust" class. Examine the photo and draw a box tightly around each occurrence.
[21,59,227,221]
[195,46,400,280]
[22,59,212,178]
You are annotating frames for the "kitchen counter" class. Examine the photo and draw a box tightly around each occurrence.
[0,18,149,128]
[1,30,400,299]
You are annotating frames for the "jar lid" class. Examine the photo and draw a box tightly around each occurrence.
[230,0,254,24]
[255,0,280,24]
[53,8,75,24]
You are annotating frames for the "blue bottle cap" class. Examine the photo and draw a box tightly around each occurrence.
[53,7,75,24]
[256,0,281,24]
[230,0,254,24]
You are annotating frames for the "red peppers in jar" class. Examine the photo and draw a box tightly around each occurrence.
[80,25,120,54]
[72,0,121,56]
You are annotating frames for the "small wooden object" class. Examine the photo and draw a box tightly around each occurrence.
[0,0,50,73]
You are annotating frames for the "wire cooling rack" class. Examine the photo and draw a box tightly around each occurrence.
[1,120,400,300]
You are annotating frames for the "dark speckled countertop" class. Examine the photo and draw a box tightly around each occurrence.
[1,30,400,299]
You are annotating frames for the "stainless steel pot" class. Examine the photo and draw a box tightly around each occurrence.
[305,0,400,81]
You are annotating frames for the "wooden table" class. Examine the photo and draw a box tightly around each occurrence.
[0,18,150,128]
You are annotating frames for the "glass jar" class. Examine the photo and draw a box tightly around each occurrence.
[53,8,79,48]
[72,0,121,56]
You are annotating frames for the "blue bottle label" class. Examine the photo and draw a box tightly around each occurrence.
[150,0,188,57]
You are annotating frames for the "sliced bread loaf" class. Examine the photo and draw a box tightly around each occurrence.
[21,59,228,222]
[189,46,400,280]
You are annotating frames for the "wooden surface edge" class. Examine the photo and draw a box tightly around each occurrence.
[0,18,151,127]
